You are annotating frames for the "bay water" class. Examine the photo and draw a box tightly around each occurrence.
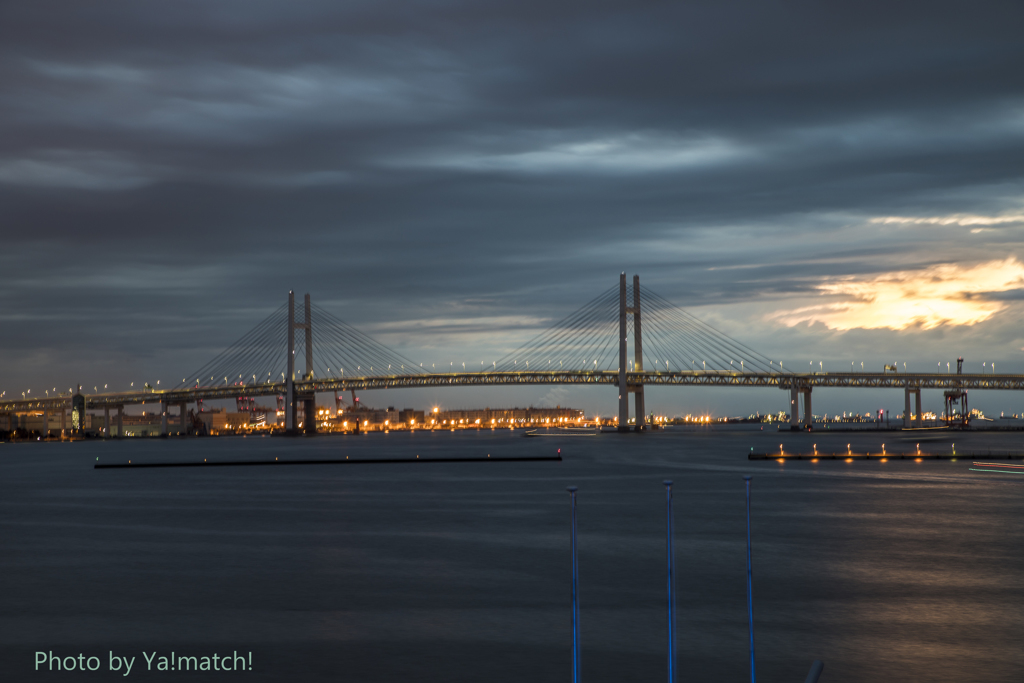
[2,426,1023,682]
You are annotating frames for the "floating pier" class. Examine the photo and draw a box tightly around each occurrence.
[748,452,1022,461]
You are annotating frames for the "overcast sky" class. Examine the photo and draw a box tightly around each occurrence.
[3,1,1024,416]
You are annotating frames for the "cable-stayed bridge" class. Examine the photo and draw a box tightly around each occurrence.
[2,274,1020,435]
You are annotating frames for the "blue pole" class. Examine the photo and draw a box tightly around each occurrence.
[664,480,675,683]
[568,486,580,683]
[744,475,756,683]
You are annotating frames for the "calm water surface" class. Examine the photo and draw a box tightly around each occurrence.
[2,427,1023,682]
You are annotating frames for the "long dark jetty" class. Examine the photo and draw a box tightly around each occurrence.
[96,454,562,469]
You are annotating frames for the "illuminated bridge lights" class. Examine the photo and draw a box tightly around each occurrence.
[7,369,1024,414]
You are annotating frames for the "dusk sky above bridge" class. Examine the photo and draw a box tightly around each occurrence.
[3,1,1024,416]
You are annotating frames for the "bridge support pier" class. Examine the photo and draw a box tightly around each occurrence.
[116,405,123,437]
[180,402,188,435]
[104,407,110,437]
[904,387,922,428]
[633,389,645,431]
[789,386,799,429]
[304,397,317,435]
[161,401,168,436]
[42,406,48,438]
[802,387,812,430]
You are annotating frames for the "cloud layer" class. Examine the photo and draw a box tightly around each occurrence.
[2,1,1024,415]
[777,258,1024,331]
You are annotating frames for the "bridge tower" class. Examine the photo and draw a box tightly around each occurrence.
[286,291,316,435]
[618,273,646,432]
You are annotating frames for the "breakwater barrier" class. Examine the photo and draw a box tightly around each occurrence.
[95,454,562,469]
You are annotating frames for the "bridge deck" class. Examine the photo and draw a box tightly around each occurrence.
[2,371,1021,412]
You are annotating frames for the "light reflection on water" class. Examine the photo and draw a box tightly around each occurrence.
[1,426,1022,682]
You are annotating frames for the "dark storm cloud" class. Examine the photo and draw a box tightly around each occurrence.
[2,0,1024,396]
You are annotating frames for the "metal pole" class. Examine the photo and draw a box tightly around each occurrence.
[568,485,580,683]
[664,480,675,683]
[744,475,756,683]
[618,273,629,432]
[803,660,825,683]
